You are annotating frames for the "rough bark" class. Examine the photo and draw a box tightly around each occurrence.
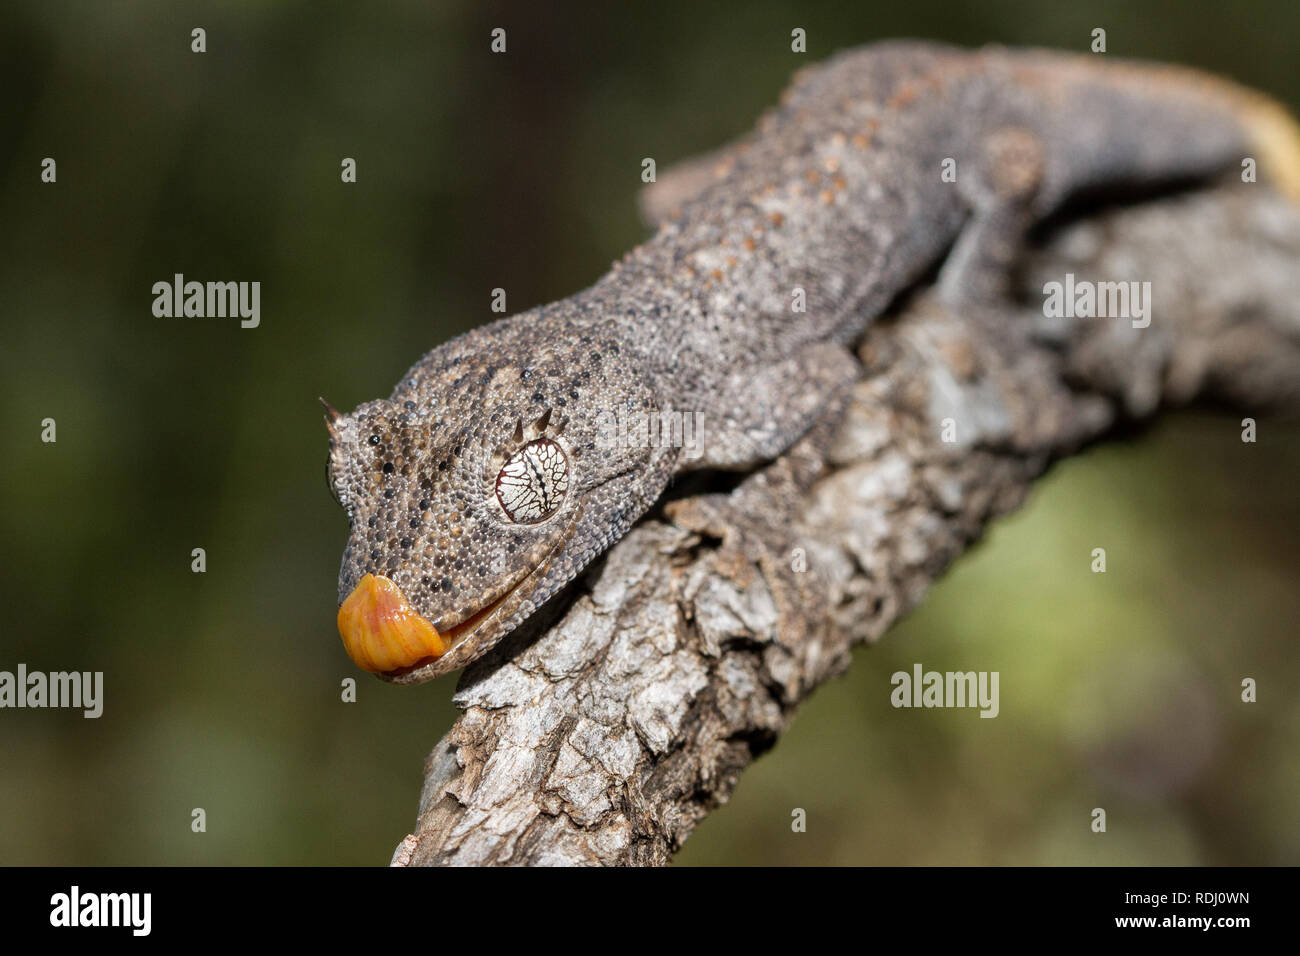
[392,186,1300,866]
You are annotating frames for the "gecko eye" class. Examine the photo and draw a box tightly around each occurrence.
[495,439,569,524]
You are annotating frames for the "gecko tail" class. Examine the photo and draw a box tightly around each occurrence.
[1092,52,1300,204]
[1238,94,1300,203]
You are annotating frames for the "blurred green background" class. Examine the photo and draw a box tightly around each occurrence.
[1,0,1296,865]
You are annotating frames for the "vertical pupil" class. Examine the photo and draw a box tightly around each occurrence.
[497,439,567,523]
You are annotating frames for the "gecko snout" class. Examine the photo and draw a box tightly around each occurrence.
[336,573,450,674]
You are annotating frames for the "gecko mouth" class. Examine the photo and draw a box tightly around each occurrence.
[337,511,580,681]
[336,573,449,675]
[337,572,523,677]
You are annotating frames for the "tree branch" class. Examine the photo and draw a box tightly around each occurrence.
[393,186,1300,866]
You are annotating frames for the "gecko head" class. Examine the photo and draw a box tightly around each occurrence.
[324,334,664,683]
[326,384,586,682]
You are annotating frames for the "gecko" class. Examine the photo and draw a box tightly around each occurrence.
[325,41,1300,683]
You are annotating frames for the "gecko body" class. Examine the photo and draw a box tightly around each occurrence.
[327,42,1299,682]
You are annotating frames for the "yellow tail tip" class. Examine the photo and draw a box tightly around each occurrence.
[1239,95,1300,203]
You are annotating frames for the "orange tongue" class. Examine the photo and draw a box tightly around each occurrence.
[337,573,449,674]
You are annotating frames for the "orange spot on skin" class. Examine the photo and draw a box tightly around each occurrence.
[711,269,724,280]
[819,189,834,205]
[805,169,820,184]
[851,133,871,149]
[742,238,756,251]
[337,573,449,674]
[887,80,921,109]
[768,212,784,227]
